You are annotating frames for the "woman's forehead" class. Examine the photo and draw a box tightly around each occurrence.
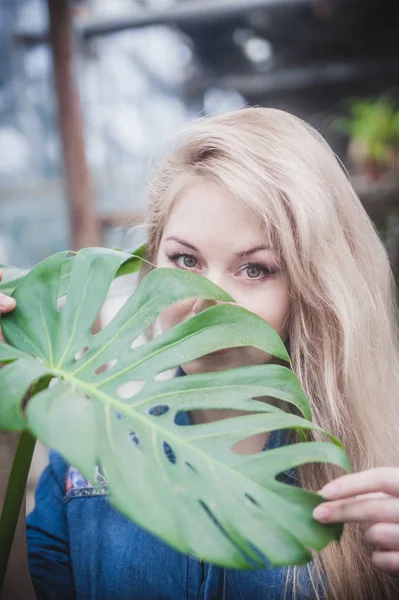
[166,181,263,228]
[162,233,277,265]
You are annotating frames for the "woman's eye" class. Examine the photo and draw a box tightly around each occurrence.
[181,255,197,268]
[242,264,271,279]
[246,266,262,278]
[168,253,199,269]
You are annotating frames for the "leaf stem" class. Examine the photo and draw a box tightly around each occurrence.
[0,430,36,591]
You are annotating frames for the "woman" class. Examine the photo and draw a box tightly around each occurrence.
[2,107,399,599]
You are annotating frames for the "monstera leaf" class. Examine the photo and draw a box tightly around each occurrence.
[0,247,350,569]
[0,244,146,296]
[0,264,28,296]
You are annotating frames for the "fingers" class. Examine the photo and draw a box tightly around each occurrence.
[365,523,399,551]
[372,551,399,573]
[319,468,399,500]
[313,497,399,524]
[0,269,16,315]
[315,467,399,574]
[0,293,15,313]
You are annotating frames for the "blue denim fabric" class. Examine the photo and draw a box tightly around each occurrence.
[27,383,319,599]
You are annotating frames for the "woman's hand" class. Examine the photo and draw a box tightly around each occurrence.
[0,268,16,342]
[313,468,399,573]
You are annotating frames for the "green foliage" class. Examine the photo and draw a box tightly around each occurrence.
[0,265,28,296]
[0,244,147,296]
[334,97,399,161]
[0,248,350,571]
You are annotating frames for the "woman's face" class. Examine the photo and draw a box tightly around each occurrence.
[156,180,290,374]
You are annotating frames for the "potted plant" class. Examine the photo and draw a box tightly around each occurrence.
[334,96,399,181]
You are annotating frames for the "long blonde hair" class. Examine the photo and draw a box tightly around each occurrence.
[144,107,399,599]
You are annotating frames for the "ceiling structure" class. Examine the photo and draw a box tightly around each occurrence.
[177,0,399,94]
[18,0,399,102]
[15,0,399,140]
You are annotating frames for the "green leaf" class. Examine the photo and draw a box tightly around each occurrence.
[0,248,350,568]
[0,265,28,296]
[116,243,148,276]
[0,244,147,297]
[0,360,49,430]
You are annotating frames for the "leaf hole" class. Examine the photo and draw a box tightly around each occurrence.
[163,441,176,464]
[245,542,271,567]
[244,492,261,507]
[154,369,176,381]
[198,500,260,565]
[174,411,192,426]
[199,500,218,526]
[95,359,117,375]
[185,461,197,473]
[115,380,145,399]
[232,431,276,455]
[130,334,146,349]
[128,429,140,445]
[57,294,67,311]
[48,377,60,388]
[175,409,230,426]
[75,346,89,361]
[91,318,103,335]
[148,405,169,416]
[90,299,107,335]
[198,500,267,567]
[174,409,255,427]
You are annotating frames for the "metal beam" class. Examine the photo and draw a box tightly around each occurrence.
[15,0,332,46]
[79,0,324,37]
[192,58,399,97]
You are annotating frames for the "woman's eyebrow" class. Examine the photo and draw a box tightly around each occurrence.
[165,237,271,258]
[235,245,271,257]
[165,236,199,252]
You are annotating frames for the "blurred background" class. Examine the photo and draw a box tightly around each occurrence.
[0,0,398,509]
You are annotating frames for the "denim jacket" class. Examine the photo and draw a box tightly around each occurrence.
[27,409,318,600]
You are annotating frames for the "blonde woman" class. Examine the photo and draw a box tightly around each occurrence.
[1,107,399,599]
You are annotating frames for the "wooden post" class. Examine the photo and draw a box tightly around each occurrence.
[1,10,102,596]
[47,0,100,250]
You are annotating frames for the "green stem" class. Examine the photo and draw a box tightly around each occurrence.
[0,430,36,591]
